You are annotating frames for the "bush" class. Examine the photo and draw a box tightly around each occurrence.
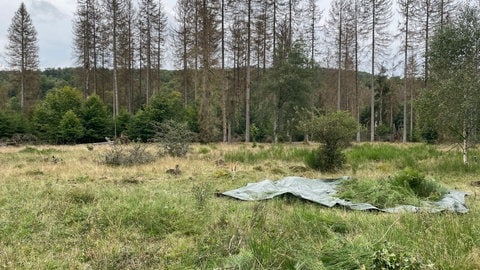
[302,110,358,172]
[98,144,155,166]
[154,120,195,157]
[305,146,345,172]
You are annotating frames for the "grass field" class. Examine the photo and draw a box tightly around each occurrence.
[0,142,479,269]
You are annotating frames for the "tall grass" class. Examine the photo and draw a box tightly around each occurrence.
[224,144,310,163]
[347,143,440,170]
[338,168,448,208]
[0,143,478,269]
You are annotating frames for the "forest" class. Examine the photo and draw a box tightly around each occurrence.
[0,0,479,150]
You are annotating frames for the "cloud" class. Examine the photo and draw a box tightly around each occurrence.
[28,0,68,23]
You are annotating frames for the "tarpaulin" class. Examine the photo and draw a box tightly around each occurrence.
[222,176,469,213]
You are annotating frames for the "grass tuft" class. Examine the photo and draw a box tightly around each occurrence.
[337,168,448,208]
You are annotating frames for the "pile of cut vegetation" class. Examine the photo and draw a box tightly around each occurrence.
[337,168,448,209]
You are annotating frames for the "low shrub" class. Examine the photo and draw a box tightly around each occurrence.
[154,120,195,157]
[98,144,155,166]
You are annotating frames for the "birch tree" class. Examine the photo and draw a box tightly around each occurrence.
[417,4,480,164]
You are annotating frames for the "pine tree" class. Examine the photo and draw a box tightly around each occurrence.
[6,3,40,112]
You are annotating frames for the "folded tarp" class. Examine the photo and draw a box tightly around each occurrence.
[222,176,469,213]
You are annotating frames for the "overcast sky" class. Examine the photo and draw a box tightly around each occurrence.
[0,0,178,69]
[0,0,332,70]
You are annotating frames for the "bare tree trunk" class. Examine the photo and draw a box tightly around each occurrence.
[337,0,342,111]
[113,4,119,118]
[245,0,251,143]
[355,0,360,142]
[403,0,409,143]
[370,1,376,142]
[221,0,227,143]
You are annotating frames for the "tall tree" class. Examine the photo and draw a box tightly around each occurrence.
[118,0,136,112]
[173,0,195,107]
[306,0,321,68]
[398,0,416,142]
[138,0,159,104]
[6,3,40,112]
[261,42,314,142]
[73,0,101,99]
[361,0,392,141]
[245,0,252,142]
[197,0,221,142]
[101,0,127,118]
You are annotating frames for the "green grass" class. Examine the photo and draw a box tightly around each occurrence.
[347,143,441,170]
[337,168,448,208]
[0,143,479,269]
[224,144,311,164]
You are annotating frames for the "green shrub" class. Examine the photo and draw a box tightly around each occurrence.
[154,120,195,157]
[301,110,358,172]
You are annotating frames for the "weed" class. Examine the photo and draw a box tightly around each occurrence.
[373,241,434,269]
[192,183,212,209]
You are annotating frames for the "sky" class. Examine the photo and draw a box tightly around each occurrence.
[0,0,332,70]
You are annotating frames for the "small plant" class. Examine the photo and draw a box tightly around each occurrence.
[98,144,155,166]
[372,241,434,269]
[191,183,211,209]
[154,119,195,157]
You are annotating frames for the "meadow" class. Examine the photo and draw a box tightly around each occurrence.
[0,142,479,269]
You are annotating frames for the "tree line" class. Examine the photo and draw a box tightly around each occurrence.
[1,1,480,154]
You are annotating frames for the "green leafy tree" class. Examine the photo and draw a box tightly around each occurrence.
[33,86,83,143]
[417,5,480,164]
[302,110,358,171]
[81,94,111,143]
[260,41,314,143]
[127,90,186,142]
[59,110,84,144]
